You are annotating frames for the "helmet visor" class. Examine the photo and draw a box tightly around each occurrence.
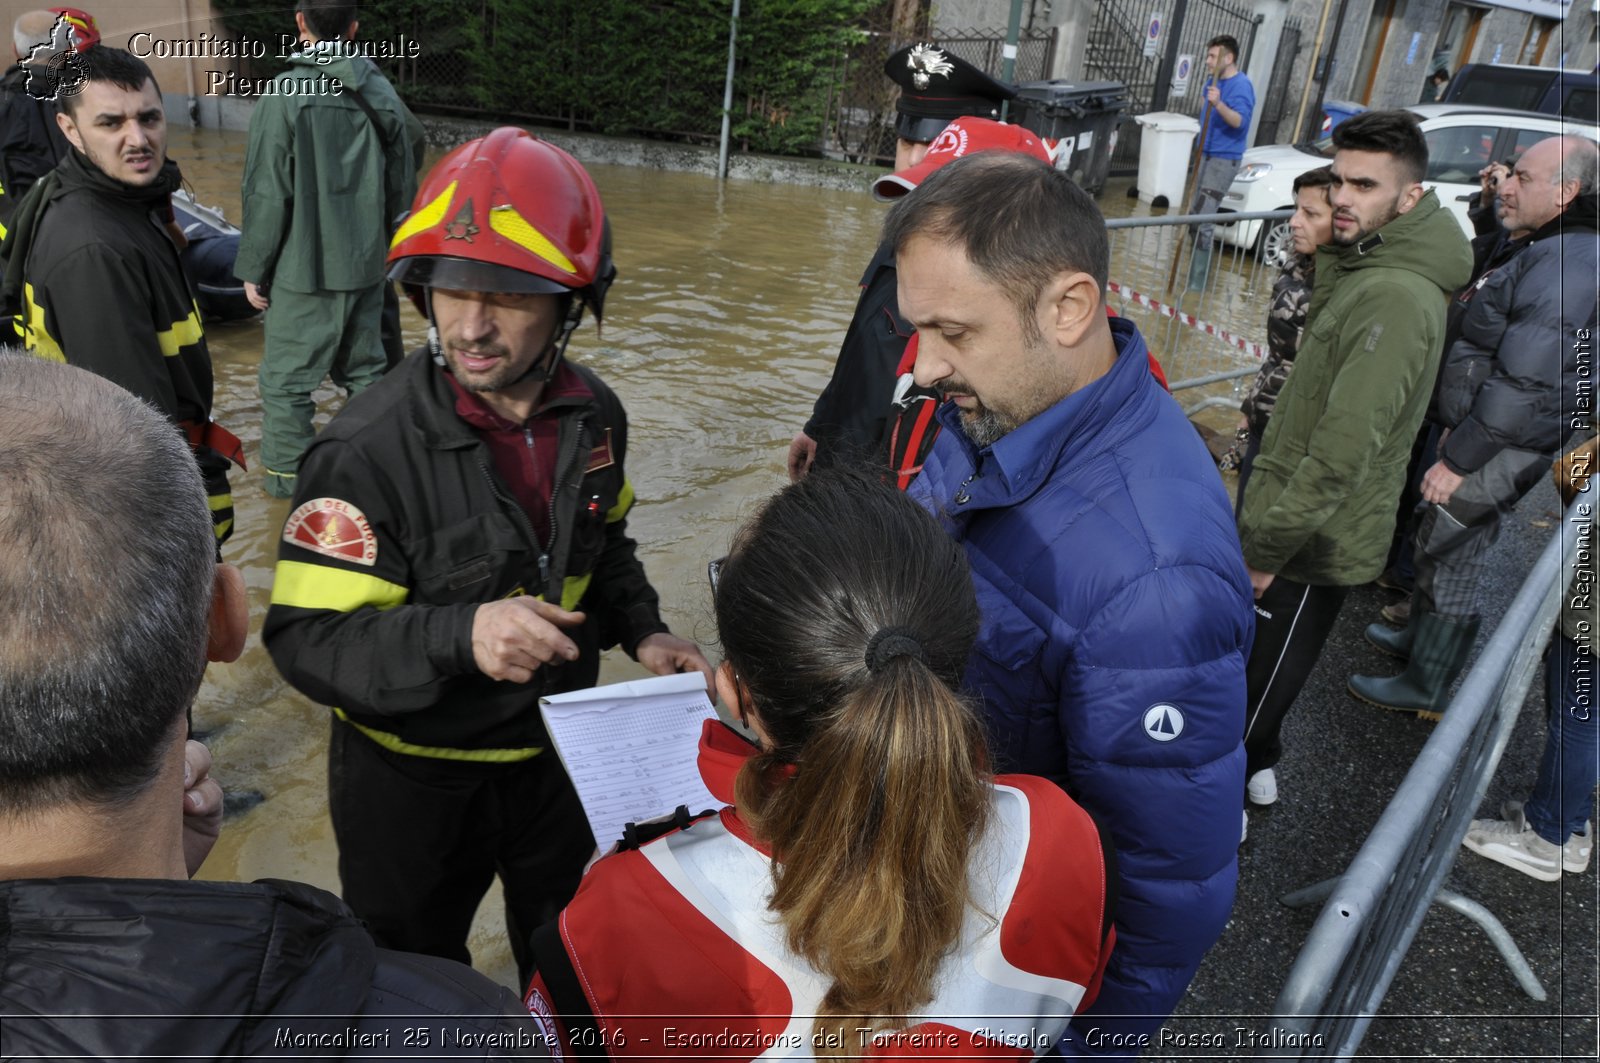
[387,255,574,296]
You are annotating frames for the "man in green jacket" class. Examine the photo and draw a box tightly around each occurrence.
[1236,111,1472,812]
[236,0,424,499]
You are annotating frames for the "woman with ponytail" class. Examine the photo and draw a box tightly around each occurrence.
[524,469,1116,1059]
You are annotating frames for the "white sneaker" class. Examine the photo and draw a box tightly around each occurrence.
[1463,808,1563,882]
[1502,801,1591,874]
[1240,809,1248,845]
[1568,821,1594,874]
[1247,768,1278,806]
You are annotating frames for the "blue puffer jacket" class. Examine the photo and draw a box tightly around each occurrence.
[911,317,1251,1054]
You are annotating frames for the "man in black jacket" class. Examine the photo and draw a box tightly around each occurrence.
[0,45,241,547]
[0,354,543,1058]
[263,129,711,986]
[0,8,82,233]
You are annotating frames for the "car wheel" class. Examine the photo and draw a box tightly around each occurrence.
[1259,216,1294,268]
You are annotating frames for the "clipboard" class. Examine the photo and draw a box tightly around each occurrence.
[539,671,721,849]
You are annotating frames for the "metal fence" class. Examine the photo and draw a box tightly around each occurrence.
[1258,497,1583,1057]
[824,26,1058,165]
[1101,209,1291,411]
[1253,24,1304,148]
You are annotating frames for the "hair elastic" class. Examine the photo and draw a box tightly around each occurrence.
[865,626,927,671]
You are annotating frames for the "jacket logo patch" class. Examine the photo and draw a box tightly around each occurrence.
[524,987,564,1061]
[586,427,615,473]
[282,497,378,567]
[1143,703,1185,742]
[1363,323,1385,352]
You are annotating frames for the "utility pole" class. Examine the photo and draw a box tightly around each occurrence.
[1001,0,1024,120]
[717,0,741,180]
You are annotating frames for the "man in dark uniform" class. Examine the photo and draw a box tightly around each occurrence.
[0,8,95,234]
[0,45,240,547]
[262,128,711,985]
[786,43,1015,479]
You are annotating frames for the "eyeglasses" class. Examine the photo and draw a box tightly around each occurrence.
[707,555,726,595]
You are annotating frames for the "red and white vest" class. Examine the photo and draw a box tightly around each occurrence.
[527,721,1114,1060]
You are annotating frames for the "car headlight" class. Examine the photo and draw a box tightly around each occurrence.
[1234,163,1273,182]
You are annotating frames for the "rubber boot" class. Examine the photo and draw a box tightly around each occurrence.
[1186,243,1214,292]
[1364,603,1420,661]
[1348,613,1481,720]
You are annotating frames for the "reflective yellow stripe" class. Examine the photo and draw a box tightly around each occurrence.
[391,180,457,249]
[335,708,543,762]
[606,478,634,523]
[210,492,234,541]
[22,283,64,362]
[561,571,591,611]
[270,559,408,612]
[156,303,204,357]
[489,205,576,275]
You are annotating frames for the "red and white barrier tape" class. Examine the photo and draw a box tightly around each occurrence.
[1107,280,1267,361]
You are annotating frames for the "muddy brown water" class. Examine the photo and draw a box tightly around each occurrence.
[174,125,1250,987]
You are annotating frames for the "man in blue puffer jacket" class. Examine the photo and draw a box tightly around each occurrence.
[892,153,1253,1056]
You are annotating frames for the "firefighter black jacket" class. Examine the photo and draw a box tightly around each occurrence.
[263,348,669,758]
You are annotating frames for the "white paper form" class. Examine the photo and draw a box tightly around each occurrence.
[539,671,721,850]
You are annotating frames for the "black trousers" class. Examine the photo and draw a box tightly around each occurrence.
[328,720,595,986]
[1242,576,1350,779]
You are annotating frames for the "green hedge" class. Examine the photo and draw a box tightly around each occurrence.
[212,0,873,156]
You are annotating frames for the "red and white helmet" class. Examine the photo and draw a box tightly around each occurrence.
[388,127,616,325]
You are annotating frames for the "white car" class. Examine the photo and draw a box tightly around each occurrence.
[1217,103,1597,262]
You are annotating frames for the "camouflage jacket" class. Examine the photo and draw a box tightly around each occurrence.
[1240,253,1314,436]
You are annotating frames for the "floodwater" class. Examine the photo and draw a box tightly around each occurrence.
[180,126,891,987]
[175,124,1267,988]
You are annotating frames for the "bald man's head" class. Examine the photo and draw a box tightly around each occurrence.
[1499,135,1599,233]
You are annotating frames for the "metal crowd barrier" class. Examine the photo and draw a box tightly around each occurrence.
[1258,496,1586,1059]
[1102,209,1292,416]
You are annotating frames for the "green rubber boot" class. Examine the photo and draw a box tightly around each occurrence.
[1364,608,1419,661]
[1348,613,1480,721]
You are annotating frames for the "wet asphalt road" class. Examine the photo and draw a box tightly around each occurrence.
[1146,479,1597,1062]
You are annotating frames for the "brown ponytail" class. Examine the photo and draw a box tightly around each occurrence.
[714,469,990,1055]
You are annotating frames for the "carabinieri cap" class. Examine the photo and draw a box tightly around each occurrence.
[884,43,1017,144]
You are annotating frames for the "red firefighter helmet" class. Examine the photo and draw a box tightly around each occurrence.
[387,128,616,323]
[47,8,100,53]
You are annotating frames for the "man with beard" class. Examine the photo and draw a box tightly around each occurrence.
[262,128,711,986]
[0,46,240,547]
[893,152,1254,1056]
[1236,110,1470,797]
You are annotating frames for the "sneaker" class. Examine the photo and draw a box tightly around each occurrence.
[1462,808,1564,881]
[1569,821,1594,874]
[1240,808,1249,845]
[1380,597,1412,625]
[1247,768,1279,806]
[1502,801,1592,874]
